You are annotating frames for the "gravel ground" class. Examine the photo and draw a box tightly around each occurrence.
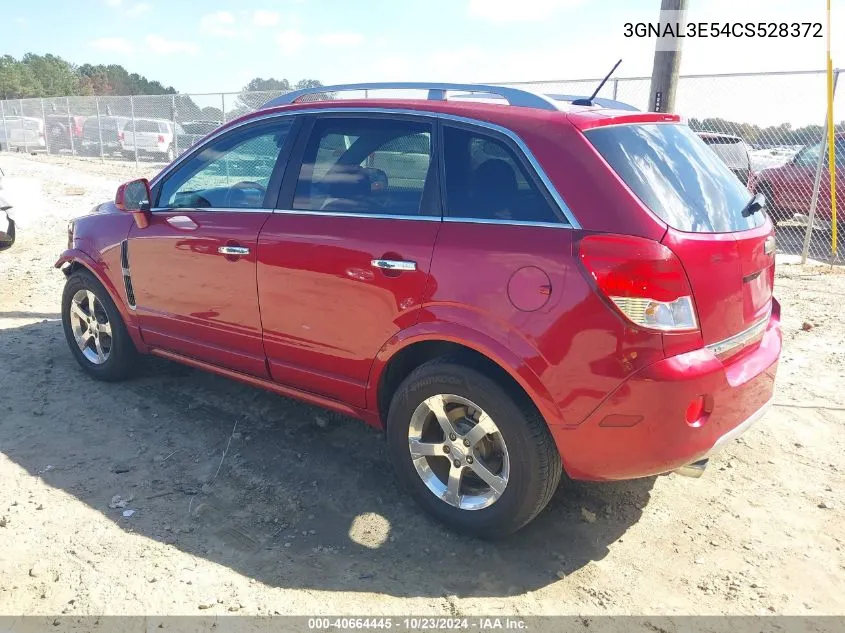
[0,152,844,616]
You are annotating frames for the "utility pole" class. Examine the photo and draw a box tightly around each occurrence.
[648,0,688,112]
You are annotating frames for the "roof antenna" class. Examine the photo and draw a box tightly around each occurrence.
[571,59,622,106]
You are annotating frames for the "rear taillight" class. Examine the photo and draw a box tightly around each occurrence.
[579,234,698,332]
[157,134,165,144]
[118,131,125,141]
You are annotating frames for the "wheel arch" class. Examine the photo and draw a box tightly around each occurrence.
[56,249,146,351]
[369,328,564,432]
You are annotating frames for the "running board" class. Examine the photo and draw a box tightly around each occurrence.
[148,347,376,426]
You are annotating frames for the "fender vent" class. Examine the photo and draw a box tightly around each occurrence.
[120,240,136,309]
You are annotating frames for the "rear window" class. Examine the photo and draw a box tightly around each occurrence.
[134,120,161,133]
[586,123,764,233]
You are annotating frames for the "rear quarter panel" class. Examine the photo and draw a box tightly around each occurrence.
[381,222,668,431]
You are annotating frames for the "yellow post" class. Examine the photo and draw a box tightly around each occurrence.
[826,0,838,253]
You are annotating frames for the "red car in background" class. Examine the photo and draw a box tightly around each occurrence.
[56,82,781,537]
[750,133,845,228]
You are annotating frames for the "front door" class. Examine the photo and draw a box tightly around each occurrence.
[257,115,440,406]
[128,118,296,377]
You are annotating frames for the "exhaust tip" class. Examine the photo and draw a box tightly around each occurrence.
[675,458,708,478]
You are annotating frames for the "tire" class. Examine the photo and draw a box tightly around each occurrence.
[386,357,562,538]
[61,269,138,382]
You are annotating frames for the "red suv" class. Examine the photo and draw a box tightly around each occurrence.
[56,83,781,537]
[749,133,845,228]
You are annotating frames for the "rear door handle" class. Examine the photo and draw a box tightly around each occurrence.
[371,259,416,272]
[218,246,250,256]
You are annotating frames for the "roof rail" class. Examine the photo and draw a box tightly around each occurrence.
[260,82,561,111]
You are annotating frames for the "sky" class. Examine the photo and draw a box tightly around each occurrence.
[1,0,843,125]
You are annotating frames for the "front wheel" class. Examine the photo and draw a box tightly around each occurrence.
[61,270,138,381]
[386,358,562,538]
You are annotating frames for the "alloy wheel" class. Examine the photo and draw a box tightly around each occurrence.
[407,394,509,511]
[69,288,112,365]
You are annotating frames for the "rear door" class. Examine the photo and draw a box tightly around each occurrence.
[257,114,440,406]
[586,123,774,349]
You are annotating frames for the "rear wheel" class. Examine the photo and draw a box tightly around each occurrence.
[386,358,562,538]
[62,270,138,381]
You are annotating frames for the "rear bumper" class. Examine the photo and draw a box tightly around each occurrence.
[556,299,781,481]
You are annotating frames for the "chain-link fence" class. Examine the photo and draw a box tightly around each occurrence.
[0,70,841,263]
[504,69,843,264]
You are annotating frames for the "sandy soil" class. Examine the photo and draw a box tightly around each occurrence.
[0,151,844,617]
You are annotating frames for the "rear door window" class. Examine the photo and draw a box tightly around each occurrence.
[293,117,433,216]
[442,125,561,224]
[586,123,765,233]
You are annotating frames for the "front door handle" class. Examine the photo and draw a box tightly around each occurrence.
[218,246,250,256]
[371,259,416,272]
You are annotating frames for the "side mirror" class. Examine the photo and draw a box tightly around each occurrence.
[115,178,152,229]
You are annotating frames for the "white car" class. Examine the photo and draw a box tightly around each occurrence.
[119,118,184,162]
[1,116,46,153]
[697,132,752,186]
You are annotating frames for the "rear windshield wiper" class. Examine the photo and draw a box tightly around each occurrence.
[741,192,766,217]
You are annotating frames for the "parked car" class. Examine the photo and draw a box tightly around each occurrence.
[81,116,130,156]
[45,114,86,153]
[697,132,753,185]
[56,82,781,537]
[119,118,184,161]
[175,120,221,155]
[2,116,46,153]
[749,133,845,227]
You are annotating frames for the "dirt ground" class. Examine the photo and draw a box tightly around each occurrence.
[0,152,844,617]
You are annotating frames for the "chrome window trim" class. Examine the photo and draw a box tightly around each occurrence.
[273,210,570,228]
[150,207,273,214]
[706,313,771,358]
[442,216,571,229]
[150,107,581,229]
[274,209,441,222]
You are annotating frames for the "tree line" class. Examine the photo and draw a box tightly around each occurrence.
[0,53,323,102]
[0,53,177,99]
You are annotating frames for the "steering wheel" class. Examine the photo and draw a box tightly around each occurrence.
[224,181,267,208]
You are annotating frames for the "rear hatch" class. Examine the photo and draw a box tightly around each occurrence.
[585,122,774,353]
[124,120,162,150]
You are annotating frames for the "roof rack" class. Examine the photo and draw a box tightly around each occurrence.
[260,82,561,111]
